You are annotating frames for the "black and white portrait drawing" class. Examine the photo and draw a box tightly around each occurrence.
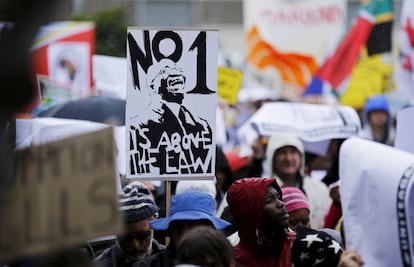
[126,30,218,179]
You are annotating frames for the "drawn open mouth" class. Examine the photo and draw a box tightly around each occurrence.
[167,75,185,92]
[168,77,184,87]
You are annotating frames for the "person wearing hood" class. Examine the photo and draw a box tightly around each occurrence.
[264,132,331,229]
[226,177,295,267]
[359,94,395,145]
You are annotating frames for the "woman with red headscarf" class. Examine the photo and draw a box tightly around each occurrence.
[226,178,294,267]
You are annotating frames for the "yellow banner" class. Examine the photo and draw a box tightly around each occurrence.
[340,54,392,109]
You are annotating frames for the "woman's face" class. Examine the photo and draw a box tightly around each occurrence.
[262,186,290,230]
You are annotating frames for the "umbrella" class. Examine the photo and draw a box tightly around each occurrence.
[37,96,126,125]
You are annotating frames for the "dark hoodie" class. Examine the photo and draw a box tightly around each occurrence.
[227,178,294,267]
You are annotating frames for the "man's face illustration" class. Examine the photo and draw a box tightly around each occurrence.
[166,73,186,94]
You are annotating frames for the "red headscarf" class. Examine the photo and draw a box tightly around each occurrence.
[227,178,294,267]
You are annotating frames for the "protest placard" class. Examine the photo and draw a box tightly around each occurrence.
[340,137,414,266]
[217,66,243,105]
[126,29,217,180]
[0,128,123,262]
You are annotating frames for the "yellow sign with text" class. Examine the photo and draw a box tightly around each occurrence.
[217,66,243,105]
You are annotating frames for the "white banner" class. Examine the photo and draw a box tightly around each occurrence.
[340,137,414,267]
[244,0,346,61]
[126,29,217,180]
[238,102,360,142]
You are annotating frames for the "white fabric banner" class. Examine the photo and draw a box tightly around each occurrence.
[237,102,360,157]
[239,102,361,141]
[244,0,346,61]
[340,137,414,267]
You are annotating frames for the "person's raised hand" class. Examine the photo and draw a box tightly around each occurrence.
[337,250,364,267]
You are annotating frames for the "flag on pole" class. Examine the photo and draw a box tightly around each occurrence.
[303,0,393,97]
[339,0,393,109]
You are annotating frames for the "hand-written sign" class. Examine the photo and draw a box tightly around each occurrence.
[0,128,123,262]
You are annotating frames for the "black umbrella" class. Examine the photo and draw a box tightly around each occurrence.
[37,95,126,125]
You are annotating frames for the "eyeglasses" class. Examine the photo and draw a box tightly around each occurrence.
[122,230,152,242]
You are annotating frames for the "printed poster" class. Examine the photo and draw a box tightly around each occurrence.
[126,29,217,180]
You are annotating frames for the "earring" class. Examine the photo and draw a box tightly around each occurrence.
[255,228,263,245]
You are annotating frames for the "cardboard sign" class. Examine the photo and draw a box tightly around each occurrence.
[340,137,414,267]
[217,66,243,105]
[126,29,218,180]
[0,128,123,262]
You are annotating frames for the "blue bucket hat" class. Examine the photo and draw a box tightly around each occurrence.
[150,190,230,231]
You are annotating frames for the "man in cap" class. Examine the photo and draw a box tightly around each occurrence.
[134,190,230,267]
[359,94,395,145]
[94,182,164,267]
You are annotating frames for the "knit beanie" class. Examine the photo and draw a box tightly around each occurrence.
[119,181,159,223]
[281,187,310,213]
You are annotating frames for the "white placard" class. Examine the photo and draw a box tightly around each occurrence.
[92,55,127,100]
[395,106,414,154]
[126,29,218,180]
[340,137,414,267]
